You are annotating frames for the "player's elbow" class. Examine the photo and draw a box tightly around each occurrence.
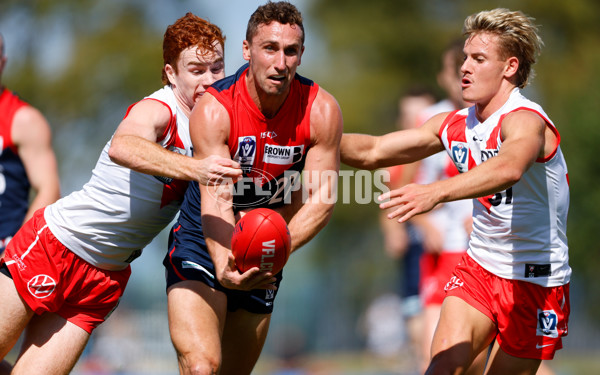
[318,203,336,232]
[340,151,380,170]
[497,164,525,187]
[324,202,335,220]
[107,146,119,163]
[107,138,127,165]
[340,134,381,170]
[357,158,380,170]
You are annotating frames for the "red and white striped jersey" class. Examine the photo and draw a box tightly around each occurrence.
[439,89,571,286]
[45,86,190,270]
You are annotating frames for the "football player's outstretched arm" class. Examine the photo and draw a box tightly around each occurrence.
[340,112,447,170]
[379,110,546,223]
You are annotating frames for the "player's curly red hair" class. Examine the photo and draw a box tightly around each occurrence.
[161,12,225,85]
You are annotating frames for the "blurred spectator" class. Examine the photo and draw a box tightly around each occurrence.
[376,87,435,372]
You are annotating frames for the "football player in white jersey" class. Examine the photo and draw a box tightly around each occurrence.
[342,8,570,375]
[0,13,241,375]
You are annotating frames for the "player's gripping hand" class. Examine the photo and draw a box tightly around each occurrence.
[378,183,440,223]
[196,155,242,185]
[215,251,277,291]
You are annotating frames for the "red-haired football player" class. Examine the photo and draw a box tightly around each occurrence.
[0,13,240,374]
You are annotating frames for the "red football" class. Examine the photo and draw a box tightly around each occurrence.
[231,208,291,273]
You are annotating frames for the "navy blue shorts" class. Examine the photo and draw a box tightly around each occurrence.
[163,222,282,314]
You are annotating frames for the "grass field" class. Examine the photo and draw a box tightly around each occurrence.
[7,305,599,374]
[251,351,600,375]
[6,346,599,374]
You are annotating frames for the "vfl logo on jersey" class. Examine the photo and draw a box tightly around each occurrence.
[237,136,257,172]
[263,144,304,165]
[27,274,57,299]
[536,309,559,337]
[450,141,469,173]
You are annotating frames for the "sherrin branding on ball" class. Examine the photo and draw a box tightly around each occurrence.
[231,208,291,273]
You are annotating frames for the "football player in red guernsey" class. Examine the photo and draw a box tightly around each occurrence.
[163,2,342,374]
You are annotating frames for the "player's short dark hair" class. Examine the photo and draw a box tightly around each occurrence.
[246,1,304,45]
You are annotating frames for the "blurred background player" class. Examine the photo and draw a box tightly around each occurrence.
[163,2,342,374]
[377,87,434,371]
[410,40,473,373]
[0,14,239,374]
[0,32,60,256]
[0,28,61,375]
[375,42,468,371]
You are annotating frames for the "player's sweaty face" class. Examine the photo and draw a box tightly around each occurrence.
[244,22,304,96]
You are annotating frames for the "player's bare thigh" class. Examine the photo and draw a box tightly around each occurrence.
[0,272,33,358]
[422,305,442,365]
[427,296,496,373]
[221,309,271,375]
[484,338,541,375]
[167,280,228,368]
[12,313,90,375]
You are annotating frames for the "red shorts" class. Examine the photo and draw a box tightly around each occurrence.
[1,209,130,334]
[420,251,465,306]
[445,254,569,360]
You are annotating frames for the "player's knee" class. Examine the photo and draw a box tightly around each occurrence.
[177,351,221,375]
[185,363,220,375]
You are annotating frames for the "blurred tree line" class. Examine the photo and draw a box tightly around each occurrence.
[1,0,599,346]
